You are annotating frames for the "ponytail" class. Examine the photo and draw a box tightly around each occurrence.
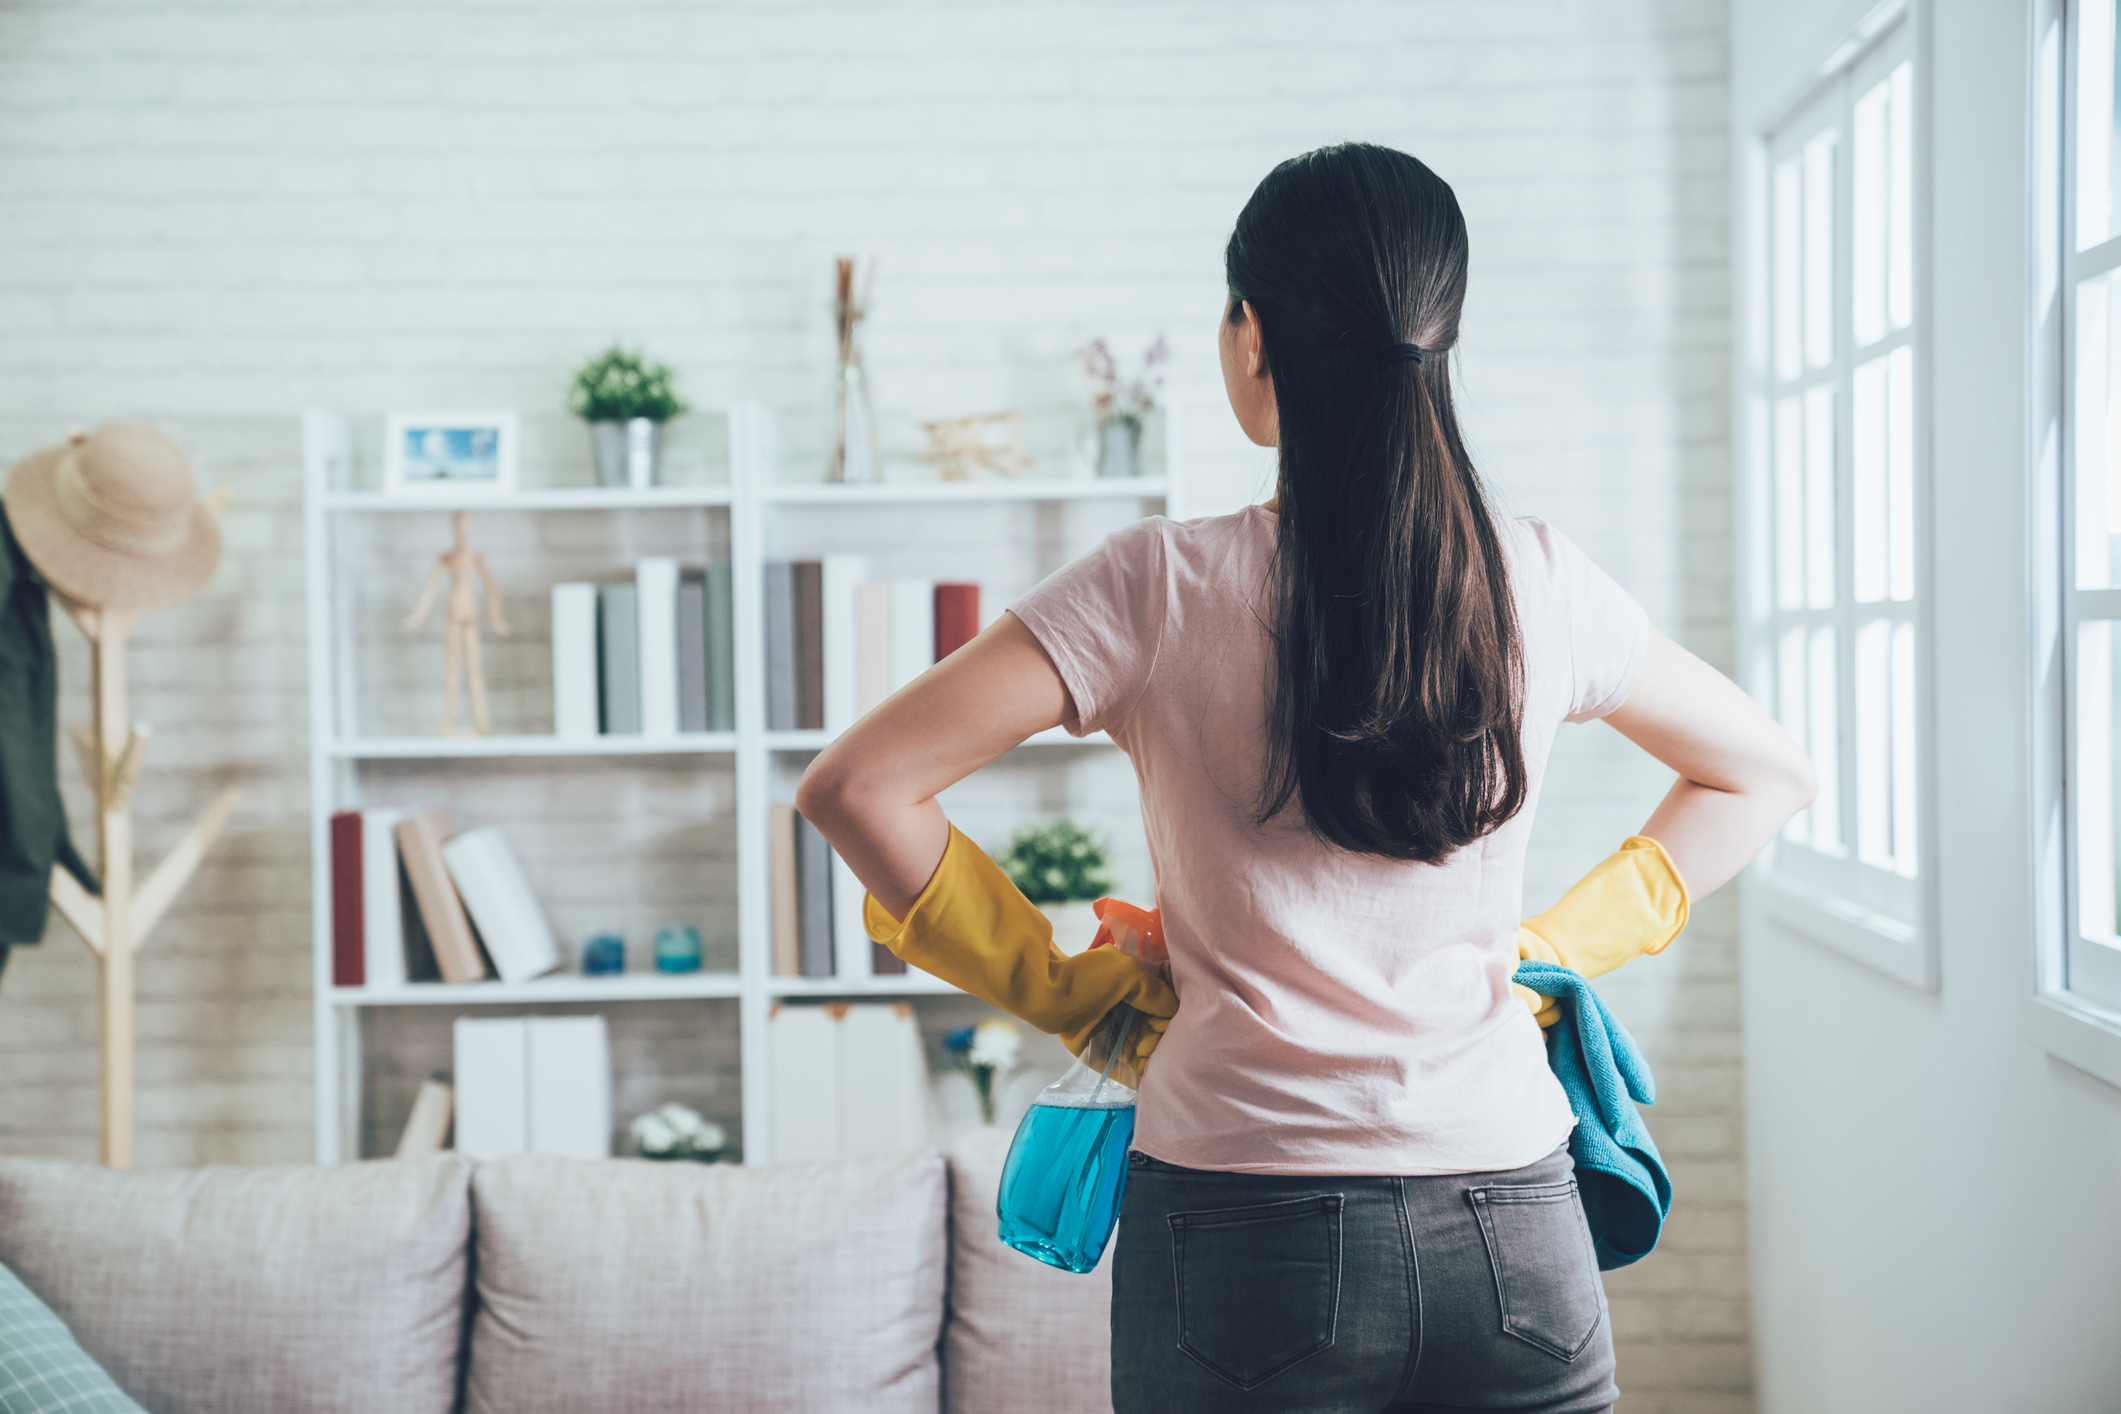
[1229,144,1526,863]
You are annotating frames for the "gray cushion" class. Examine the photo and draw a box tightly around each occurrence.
[0,1260,145,1413]
[943,1126,1114,1414]
[467,1153,946,1414]
[0,1156,471,1414]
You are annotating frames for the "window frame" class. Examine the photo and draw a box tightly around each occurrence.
[2029,0,2121,1088]
[1745,0,1940,991]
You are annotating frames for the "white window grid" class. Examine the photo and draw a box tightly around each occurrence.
[2054,0,2121,1015]
[1749,8,1937,988]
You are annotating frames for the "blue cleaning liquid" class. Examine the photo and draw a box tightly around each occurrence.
[996,1101,1138,1273]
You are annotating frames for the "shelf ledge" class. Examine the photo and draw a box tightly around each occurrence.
[332,973,744,1006]
[763,726,1112,751]
[324,487,734,512]
[764,477,1168,505]
[330,733,738,760]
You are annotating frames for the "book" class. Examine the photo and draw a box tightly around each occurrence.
[821,555,866,733]
[394,1075,453,1158]
[361,808,408,990]
[395,809,490,984]
[831,851,871,983]
[526,1016,611,1159]
[704,562,735,732]
[767,1005,839,1165]
[794,810,834,978]
[400,862,440,983]
[889,578,936,690]
[442,827,560,983]
[764,562,797,731]
[794,560,824,730]
[329,811,363,987]
[453,1017,527,1160]
[636,557,679,739]
[834,1003,929,1159]
[550,583,600,740]
[855,581,893,716]
[598,583,641,735]
[770,804,801,977]
[934,582,981,662]
[676,570,708,733]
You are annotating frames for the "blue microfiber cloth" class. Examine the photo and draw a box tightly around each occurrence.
[1512,959,1672,1270]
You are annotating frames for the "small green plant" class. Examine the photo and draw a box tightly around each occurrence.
[1001,819,1117,905]
[568,345,689,423]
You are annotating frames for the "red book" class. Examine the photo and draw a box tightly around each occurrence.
[329,811,364,988]
[934,583,980,662]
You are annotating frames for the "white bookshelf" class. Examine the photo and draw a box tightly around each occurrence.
[303,406,1179,1165]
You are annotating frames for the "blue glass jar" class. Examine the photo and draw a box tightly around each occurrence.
[653,925,702,974]
[581,933,625,976]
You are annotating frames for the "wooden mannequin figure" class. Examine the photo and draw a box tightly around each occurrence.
[402,511,508,735]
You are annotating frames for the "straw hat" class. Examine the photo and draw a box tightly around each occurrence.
[2,422,221,612]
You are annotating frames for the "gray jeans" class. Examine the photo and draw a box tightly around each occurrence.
[1109,1144,1617,1414]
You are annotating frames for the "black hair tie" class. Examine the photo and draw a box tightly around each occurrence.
[1382,342,1426,365]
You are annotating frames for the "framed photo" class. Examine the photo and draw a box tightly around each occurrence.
[382,410,520,496]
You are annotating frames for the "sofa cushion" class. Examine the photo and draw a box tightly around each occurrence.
[0,1156,472,1414]
[943,1126,1113,1414]
[467,1152,946,1414]
[0,1259,145,1413]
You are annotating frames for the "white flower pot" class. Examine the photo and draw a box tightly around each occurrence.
[1040,900,1102,956]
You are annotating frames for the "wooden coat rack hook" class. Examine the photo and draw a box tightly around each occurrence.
[46,603,240,1168]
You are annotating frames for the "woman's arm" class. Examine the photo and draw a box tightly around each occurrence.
[1601,627,1818,896]
[795,611,1072,919]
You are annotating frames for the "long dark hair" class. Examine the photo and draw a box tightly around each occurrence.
[1229,143,1526,863]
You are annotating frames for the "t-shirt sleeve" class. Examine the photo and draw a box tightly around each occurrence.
[1524,518,1651,723]
[1008,518,1168,738]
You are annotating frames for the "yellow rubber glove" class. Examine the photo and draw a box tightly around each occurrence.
[1515,835,1689,1027]
[864,825,1179,1067]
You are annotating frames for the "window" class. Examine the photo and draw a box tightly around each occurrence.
[2055,0,2121,1018]
[1750,8,1935,986]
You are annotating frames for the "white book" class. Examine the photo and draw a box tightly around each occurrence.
[442,827,560,983]
[550,583,600,740]
[527,1016,611,1159]
[394,1075,453,1158]
[888,578,935,692]
[636,557,680,739]
[768,1005,841,1164]
[359,808,407,990]
[821,554,867,734]
[453,1017,528,1160]
[855,581,893,715]
[831,852,872,983]
[835,1004,929,1159]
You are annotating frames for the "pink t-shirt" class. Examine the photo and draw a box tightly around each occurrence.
[1010,507,1649,1176]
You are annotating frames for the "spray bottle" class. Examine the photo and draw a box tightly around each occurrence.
[995,899,1167,1273]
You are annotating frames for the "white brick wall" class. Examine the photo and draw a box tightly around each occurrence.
[0,1,1740,1406]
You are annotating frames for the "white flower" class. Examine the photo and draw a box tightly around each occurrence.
[967,1019,1021,1071]
[632,1113,679,1153]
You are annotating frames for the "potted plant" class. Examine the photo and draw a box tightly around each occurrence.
[568,345,689,489]
[1078,335,1169,479]
[1000,818,1117,955]
[629,1101,727,1162]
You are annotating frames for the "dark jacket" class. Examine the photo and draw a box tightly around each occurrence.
[0,505,95,970]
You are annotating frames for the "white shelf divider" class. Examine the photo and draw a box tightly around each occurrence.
[303,402,1175,1168]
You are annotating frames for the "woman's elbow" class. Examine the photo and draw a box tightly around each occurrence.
[793,757,844,831]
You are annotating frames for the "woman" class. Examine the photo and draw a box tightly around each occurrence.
[799,143,1813,1414]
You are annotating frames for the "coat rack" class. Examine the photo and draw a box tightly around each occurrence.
[44,603,240,1168]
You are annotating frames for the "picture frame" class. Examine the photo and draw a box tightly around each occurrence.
[382,410,520,497]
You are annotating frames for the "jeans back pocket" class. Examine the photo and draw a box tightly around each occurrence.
[1167,1193,1343,1391]
[1469,1179,1605,1361]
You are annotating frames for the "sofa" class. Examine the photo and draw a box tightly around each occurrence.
[0,1127,1112,1414]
